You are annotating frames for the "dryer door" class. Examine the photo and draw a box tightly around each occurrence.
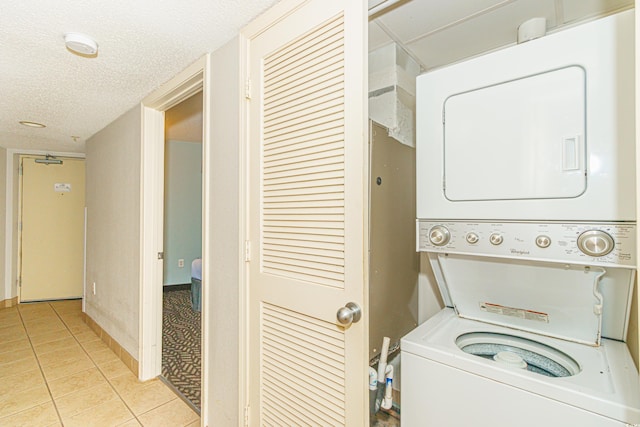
[443,66,586,202]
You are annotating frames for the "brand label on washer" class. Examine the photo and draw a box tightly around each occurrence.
[480,302,549,323]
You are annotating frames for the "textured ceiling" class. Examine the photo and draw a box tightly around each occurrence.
[0,0,278,153]
[2,0,634,154]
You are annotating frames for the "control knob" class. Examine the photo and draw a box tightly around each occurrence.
[466,233,479,244]
[535,235,551,248]
[489,233,503,246]
[577,230,615,257]
[429,225,451,246]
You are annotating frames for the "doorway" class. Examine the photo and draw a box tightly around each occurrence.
[161,91,204,410]
[19,156,85,302]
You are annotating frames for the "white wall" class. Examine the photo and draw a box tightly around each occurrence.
[205,36,242,426]
[85,105,142,357]
[163,140,202,285]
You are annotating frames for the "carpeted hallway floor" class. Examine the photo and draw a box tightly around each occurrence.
[162,287,201,410]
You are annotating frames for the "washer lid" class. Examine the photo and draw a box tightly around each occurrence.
[429,253,607,346]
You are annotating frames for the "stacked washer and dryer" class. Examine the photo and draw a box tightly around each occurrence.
[401,10,640,427]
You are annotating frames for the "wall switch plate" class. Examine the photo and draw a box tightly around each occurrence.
[178,259,184,268]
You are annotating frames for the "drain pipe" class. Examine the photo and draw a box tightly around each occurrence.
[381,365,394,410]
[374,337,391,413]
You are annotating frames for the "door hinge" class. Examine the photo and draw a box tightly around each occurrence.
[18,222,22,232]
[157,252,164,260]
[245,79,252,100]
[244,405,250,427]
[244,240,251,262]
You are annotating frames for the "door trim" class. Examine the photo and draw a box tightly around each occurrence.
[3,150,85,305]
[139,56,210,421]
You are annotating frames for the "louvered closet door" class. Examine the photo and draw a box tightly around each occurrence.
[245,0,367,425]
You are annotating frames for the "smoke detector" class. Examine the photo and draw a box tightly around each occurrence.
[64,32,98,56]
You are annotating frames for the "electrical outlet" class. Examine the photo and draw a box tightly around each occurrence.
[178,259,184,268]
[92,282,96,295]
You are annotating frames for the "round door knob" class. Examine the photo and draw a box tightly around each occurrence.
[577,230,615,257]
[428,225,451,246]
[336,302,362,326]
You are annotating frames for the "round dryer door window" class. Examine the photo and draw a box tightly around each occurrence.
[456,332,581,378]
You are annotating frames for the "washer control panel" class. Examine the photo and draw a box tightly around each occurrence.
[417,220,636,267]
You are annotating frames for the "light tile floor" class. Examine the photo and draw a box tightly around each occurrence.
[0,300,200,427]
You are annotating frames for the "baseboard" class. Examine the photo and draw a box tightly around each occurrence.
[163,283,191,292]
[1,296,18,308]
[82,312,139,377]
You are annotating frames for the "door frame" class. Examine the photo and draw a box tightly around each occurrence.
[3,150,85,306]
[138,56,210,411]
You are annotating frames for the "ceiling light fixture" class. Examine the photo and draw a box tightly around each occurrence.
[64,32,98,56]
[19,120,46,128]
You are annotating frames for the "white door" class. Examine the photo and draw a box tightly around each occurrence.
[245,0,367,424]
[20,157,86,301]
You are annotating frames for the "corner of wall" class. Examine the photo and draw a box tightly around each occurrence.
[84,104,142,358]
[205,35,243,426]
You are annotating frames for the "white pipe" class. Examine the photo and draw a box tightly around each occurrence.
[374,337,392,413]
[381,365,394,410]
[377,336,391,382]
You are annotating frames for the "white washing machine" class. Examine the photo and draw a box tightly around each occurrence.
[401,310,640,426]
[401,221,640,426]
[405,9,640,426]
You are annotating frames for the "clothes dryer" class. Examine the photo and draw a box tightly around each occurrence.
[416,10,635,222]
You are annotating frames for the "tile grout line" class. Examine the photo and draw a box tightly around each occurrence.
[158,375,201,415]
[10,301,199,426]
[52,302,188,426]
[15,302,65,426]
[50,301,144,426]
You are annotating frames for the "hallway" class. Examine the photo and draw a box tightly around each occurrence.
[0,299,199,426]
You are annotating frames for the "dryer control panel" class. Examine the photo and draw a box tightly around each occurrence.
[417,220,636,268]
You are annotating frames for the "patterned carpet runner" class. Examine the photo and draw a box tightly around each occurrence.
[162,288,201,409]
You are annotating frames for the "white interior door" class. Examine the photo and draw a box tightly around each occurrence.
[20,157,86,301]
[246,0,367,424]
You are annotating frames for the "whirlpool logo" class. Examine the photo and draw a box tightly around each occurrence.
[510,249,530,255]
